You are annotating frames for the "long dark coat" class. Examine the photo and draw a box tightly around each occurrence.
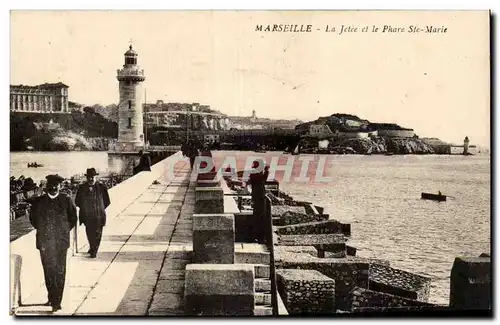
[75,182,111,227]
[249,169,269,201]
[29,193,77,250]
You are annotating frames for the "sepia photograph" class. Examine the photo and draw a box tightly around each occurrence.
[8,9,491,317]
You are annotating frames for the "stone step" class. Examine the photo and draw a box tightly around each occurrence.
[254,305,273,316]
[254,264,270,279]
[255,292,272,305]
[255,278,271,292]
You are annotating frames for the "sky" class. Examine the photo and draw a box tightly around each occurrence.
[10,10,490,146]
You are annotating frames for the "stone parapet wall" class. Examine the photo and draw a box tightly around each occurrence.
[185,264,255,316]
[194,187,224,214]
[277,269,335,315]
[192,214,235,264]
[369,264,431,302]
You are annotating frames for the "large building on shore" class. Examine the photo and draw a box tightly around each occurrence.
[10,82,70,113]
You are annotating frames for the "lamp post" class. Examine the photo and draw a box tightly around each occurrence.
[144,88,148,149]
[186,106,189,143]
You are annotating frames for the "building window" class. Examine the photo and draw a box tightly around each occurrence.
[128,118,132,128]
[128,100,132,109]
[125,57,137,65]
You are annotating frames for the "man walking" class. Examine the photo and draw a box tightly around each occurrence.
[29,174,77,312]
[75,168,111,258]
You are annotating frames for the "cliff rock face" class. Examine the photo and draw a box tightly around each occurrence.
[301,137,434,155]
[10,111,117,152]
[386,138,434,154]
[51,132,110,151]
[29,130,111,151]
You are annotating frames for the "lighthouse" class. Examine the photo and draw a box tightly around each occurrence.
[115,45,146,152]
[107,45,146,176]
[463,136,470,155]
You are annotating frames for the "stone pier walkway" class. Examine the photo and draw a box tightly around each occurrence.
[14,164,194,316]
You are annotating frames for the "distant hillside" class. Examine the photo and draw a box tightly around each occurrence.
[10,110,118,151]
[91,104,119,123]
[295,113,412,134]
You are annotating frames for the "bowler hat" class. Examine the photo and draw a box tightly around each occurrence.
[85,168,99,177]
[46,174,64,185]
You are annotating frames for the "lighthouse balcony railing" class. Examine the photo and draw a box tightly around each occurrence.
[117,69,145,77]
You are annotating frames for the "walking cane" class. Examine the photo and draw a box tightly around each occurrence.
[73,225,78,256]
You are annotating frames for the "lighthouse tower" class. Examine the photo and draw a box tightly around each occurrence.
[115,45,146,152]
[463,136,470,155]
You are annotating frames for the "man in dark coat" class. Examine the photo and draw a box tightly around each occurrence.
[75,168,111,258]
[29,174,77,312]
[182,140,199,168]
[248,161,270,243]
[139,150,152,171]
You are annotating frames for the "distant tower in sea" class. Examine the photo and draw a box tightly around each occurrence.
[251,109,257,122]
[463,136,470,155]
[115,45,146,152]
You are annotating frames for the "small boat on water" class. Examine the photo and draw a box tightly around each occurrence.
[27,163,44,168]
[421,192,447,202]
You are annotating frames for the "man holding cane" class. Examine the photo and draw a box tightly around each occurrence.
[29,174,77,312]
[75,168,110,258]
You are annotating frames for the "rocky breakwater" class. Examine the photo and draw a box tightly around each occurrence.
[266,189,445,314]
[224,172,491,315]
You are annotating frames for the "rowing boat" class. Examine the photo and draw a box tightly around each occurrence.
[421,192,447,202]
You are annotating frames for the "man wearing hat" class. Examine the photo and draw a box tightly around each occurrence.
[75,168,110,258]
[29,174,77,312]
